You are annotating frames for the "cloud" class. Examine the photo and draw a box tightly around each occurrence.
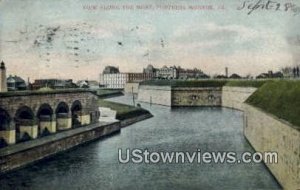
[171,22,288,56]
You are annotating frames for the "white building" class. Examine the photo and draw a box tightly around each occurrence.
[156,66,178,79]
[99,73,128,89]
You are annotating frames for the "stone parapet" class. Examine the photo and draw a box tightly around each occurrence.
[222,86,257,111]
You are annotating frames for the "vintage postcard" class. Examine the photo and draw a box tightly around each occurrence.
[0,0,299,189]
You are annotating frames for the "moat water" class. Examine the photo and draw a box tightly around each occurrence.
[0,95,281,189]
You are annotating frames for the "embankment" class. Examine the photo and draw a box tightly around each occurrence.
[0,122,120,174]
[244,81,300,189]
[98,98,153,125]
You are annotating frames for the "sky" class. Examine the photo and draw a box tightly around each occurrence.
[0,0,300,81]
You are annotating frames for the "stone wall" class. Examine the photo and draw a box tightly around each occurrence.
[138,85,222,107]
[244,104,300,190]
[120,113,153,127]
[222,86,257,111]
[0,91,99,122]
[0,90,100,145]
[138,85,172,106]
[171,87,222,107]
[124,83,139,94]
[0,122,120,174]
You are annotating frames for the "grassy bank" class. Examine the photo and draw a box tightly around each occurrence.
[98,99,150,120]
[225,80,269,88]
[96,89,123,98]
[140,80,227,87]
[246,80,300,128]
[140,79,271,88]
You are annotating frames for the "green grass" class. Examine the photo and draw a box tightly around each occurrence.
[246,80,300,129]
[140,80,227,87]
[141,79,271,88]
[98,99,150,120]
[225,80,269,88]
[96,89,123,98]
[0,88,92,97]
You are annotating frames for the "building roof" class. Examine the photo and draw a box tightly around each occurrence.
[7,75,25,83]
[103,66,120,74]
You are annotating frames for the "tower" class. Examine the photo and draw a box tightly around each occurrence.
[0,61,7,92]
[225,67,228,78]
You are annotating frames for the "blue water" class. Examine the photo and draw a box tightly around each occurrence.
[0,95,281,190]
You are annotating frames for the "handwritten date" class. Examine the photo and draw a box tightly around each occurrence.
[237,0,299,15]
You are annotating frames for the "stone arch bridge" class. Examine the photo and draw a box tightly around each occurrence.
[0,89,100,146]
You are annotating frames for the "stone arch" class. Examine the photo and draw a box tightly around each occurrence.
[37,103,54,136]
[15,106,34,120]
[71,100,82,128]
[55,102,69,117]
[0,108,11,131]
[55,102,71,131]
[15,106,36,142]
[37,103,54,119]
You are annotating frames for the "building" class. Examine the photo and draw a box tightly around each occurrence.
[77,80,100,89]
[143,64,157,74]
[99,73,154,89]
[256,71,283,79]
[128,73,155,82]
[156,66,178,79]
[0,61,7,92]
[103,66,120,74]
[143,64,209,79]
[225,67,229,78]
[7,75,27,91]
[100,66,155,89]
[31,79,76,90]
[100,73,128,89]
[177,67,209,79]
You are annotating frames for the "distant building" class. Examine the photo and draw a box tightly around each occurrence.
[77,80,99,89]
[100,73,128,89]
[146,65,209,79]
[156,66,178,79]
[256,71,283,79]
[225,67,229,78]
[103,66,120,74]
[7,75,27,91]
[272,72,284,78]
[100,66,155,89]
[0,61,7,92]
[177,67,208,79]
[100,73,154,89]
[143,64,157,74]
[31,79,76,90]
[128,73,155,82]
